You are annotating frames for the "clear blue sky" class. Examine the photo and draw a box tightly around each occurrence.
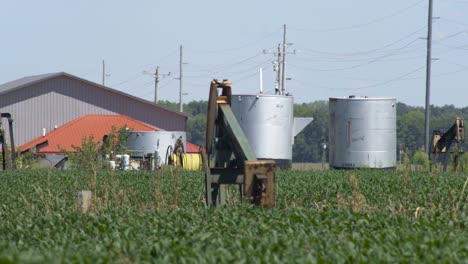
[1,0,468,107]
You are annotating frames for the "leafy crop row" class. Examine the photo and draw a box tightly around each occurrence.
[0,168,467,262]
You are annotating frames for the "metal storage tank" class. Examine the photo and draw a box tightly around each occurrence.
[125,131,186,163]
[231,94,312,168]
[329,96,396,169]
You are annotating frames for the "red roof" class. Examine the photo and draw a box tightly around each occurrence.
[186,142,202,153]
[21,115,159,154]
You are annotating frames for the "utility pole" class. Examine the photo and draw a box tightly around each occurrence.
[179,45,183,112]
[280,24,296,95]
[424,0,434,155]
[102,60,111,86]
[263,24,295,95]
[277,44,282,94]
[102,60,105,86]
[143,67,171,104]
[154,66,159,104]
[149,66,171,104]
[262,44,282,94]
[281,24,287,95]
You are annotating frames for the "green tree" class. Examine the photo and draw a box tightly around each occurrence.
[100,125,132,157]
[293,101,328,162]
[187,115,206,147]
[413,147,430,171]
[61,135,103,174]
[397,110,425,154]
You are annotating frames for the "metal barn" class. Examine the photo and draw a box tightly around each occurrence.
[0,72,189,146]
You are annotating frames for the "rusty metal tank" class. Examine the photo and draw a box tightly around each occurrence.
[329,96,396,169]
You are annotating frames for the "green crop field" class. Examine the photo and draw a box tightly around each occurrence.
[1,167,467,263]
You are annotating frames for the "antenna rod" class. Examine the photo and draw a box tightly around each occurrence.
[424,0,434,155]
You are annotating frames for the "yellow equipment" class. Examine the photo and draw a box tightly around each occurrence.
[432,117,465,171]
[166,136,203,171]
[169,153,203,171]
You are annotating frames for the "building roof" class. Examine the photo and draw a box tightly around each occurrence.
[0,72,191,118]
[185,142,202,153]
[21,115,160,154]
[0,72,59,94]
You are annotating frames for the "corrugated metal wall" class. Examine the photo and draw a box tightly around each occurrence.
[0,76,187,146]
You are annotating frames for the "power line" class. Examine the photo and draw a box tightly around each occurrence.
[338,65,426,90]
[136,47,180,70]
[290,0,425,33]
[293,53,425,63]
[300,25,428,57]
[110,48,179,88]
[207,52,265,71]
[289,38,422,72]
[382,67,468,81]
[184,59,272,78]
[290,28,465,73]
[434,42,468,51]
[157,78,175,90]
[232,70,262,84]
[294,65,426,91]
[183,52,267,76]
[111,74,146,87]
[187,27,282,54]
[433,29,468,43]
[439,17,468,27]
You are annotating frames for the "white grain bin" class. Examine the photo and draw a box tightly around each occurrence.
[231,94,313,168]
[329,96,396,169]
[125,131,186,164]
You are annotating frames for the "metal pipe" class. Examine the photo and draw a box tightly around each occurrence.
[1,113,15,169]
[1,140,6,170]
[8,118,16,169]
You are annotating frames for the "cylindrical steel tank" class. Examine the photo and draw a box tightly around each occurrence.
[329,96,396,169]
[125,131,186,163]
[231,94,294,168]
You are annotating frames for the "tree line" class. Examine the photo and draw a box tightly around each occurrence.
[159,100,468,162]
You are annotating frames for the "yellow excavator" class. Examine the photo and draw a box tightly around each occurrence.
[432,117,464,171]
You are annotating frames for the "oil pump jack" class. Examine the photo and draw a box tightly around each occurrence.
[432,117,464,171]
[203,79,276,207]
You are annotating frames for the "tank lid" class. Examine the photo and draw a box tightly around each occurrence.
[329,96,396,101]
[232,93,294,98]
